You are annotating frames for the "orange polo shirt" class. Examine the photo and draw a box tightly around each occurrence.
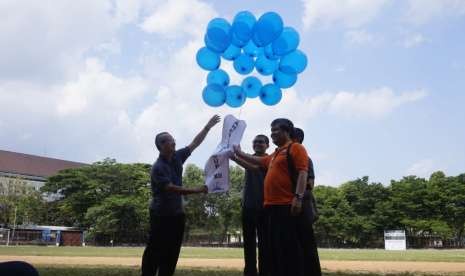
[261,142,309,206]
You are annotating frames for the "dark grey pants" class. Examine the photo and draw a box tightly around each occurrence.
[141,213,185,276]
[266,203,321,276]
[242,207,269,276]
[298,200,322,276]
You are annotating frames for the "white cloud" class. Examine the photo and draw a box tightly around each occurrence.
[126,30,428,164]
[345,29,376,45]
[0,58,151,162]
[335,65,346,72]
[301,0,389,29]
[94,39,122,56]
[0,0,431,170]
[0,0,219,164]
[56,58,149,116]
[403,33,429,48]
[110,0,144,24]
[406,159,438,178]
[406,0,465,25]
[140,0,217,38]
[0,0,146,83]
[0,46,428,168]
[307,87,427,118]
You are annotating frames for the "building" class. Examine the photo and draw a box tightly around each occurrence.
[0,150,88,246]
[0,225,85,246]
[0,149,87,194]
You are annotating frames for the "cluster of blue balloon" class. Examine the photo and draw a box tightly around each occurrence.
[197,11,308,108]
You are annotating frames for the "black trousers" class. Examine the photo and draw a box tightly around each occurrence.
[242,207,269,276]
[298,200,322,276]
[0,261,39,276]
[266,204,321,276]
[141,212,185,276]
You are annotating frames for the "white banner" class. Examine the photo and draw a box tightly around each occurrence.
[384,230,407,250]
[204,114,246,193]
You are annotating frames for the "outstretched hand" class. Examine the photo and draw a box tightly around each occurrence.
[198,185,208,194]
[206,115,221,130]
[232,144,242,155]
[188,115,221,152]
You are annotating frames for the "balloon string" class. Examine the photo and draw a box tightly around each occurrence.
[238,106,243,119]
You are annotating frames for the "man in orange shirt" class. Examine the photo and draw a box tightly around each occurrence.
[233,118,309,276]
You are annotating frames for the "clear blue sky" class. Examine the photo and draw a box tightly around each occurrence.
[1,0,464,185]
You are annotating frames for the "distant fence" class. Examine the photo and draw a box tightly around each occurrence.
[1,228,84,246]
[316,234,465,249]
[0,228,10,245]
[3,227,463,248]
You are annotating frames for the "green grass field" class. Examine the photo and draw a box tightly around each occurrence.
[2,246,465,276]
[34,266,461,276]
[1,246,465,262]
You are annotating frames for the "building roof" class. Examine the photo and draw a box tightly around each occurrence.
[0,150,87,178]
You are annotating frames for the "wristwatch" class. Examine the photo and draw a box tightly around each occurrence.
[294,193,304,201]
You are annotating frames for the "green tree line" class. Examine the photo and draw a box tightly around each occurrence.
[1,159,464,248]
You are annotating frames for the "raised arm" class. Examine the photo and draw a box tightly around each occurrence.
[231,154,261,171]
[233,145,264,167]
[188,115,221,153]
[165,183,208,195]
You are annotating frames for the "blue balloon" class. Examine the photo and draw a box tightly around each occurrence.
[222,44,241,60]
[233,54,254,75]
[255,54,278,76]
[232,11,256,45]
[231,33,248,48]
[203,84,226,107]
[279,49,308,74]
[252,12,283,47]
[206,18,232,53]
[273,70,297,88]
[243,40,263,57]
[226,85,246,108]
[242,76,262,98]
[260,84,282,106]
[207,69,230,87]
[272,27,300,56]
[196,47,220,71]
[264,44,279,60]
[204,34,224,53]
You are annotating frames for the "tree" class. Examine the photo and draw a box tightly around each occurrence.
[183,164,244,244]
[313,186,355,247]
[202,165,244,243]
[183,164,209,239]
[85,195,148,244]
[0,176,46,226]
[390,176,430,235]
[339,177,391,247]
[42,159,151,231]
[430,172,465,245]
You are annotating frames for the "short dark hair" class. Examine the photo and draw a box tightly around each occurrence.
[255,134,269,145]
[293,127,304,143]
[271,118,294,136]
[154,132,169,151]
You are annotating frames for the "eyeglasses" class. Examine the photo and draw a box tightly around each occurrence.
[253,140,266,144]
[160,138,175,144]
